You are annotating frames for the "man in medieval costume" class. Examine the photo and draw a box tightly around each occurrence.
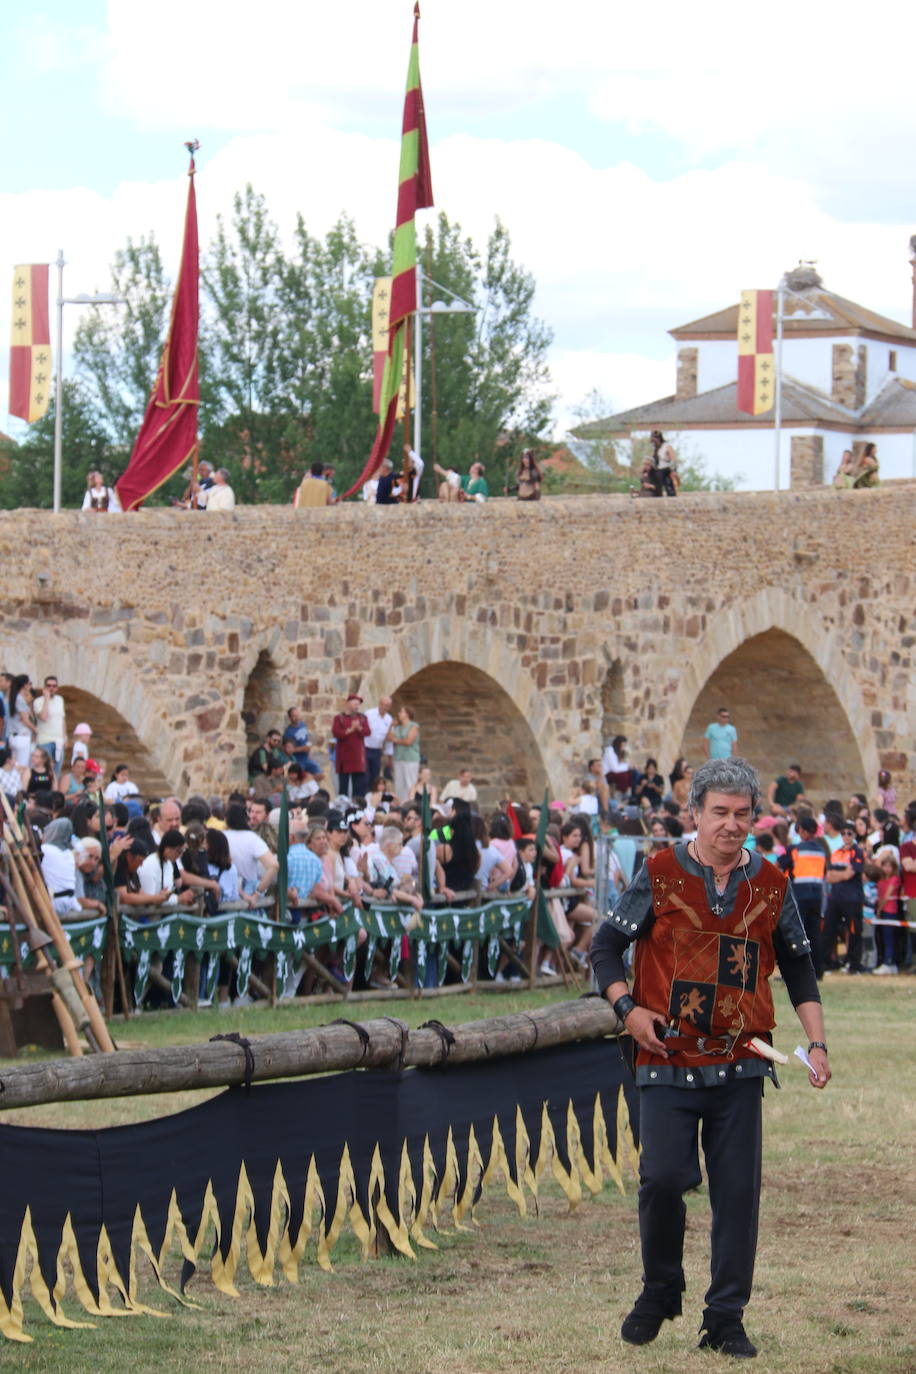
[591,757,831,1359]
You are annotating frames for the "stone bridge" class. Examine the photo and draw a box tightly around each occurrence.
[2,484,914,808]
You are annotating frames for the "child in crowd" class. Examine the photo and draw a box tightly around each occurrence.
[861,863,881,973]
[71,722,93,767]
[874,853,902,974]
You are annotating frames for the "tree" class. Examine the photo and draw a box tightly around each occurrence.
[566,389,741,493]
[72,235,171,449]
[48,192,557,507]
[0,381,112,509]
[416,215,554,493]
[200,185,288,501]
[272,213,385,495]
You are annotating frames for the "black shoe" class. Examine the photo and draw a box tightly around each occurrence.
[698,1317,757,1358]
[621,1294,680,1346]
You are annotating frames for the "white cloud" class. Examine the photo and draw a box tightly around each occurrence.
[4,0,916,467]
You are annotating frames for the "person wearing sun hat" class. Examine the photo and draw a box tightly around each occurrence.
[70,721,93,768]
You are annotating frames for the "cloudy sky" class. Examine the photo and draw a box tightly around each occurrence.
[3,0,915,465]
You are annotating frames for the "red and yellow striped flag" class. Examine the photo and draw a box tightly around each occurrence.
[372,276,414,416]
[736,289,774,412]
[9,265,51,423]
[343,2,433,498]
[737,289,774,415]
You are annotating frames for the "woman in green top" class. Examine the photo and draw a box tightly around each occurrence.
[389,705,421,800]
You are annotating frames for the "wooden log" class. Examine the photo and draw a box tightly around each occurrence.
[0,997,621,1111]
[147,965,191,1009]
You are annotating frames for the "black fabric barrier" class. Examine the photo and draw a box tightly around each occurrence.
[0,1037,638,1342]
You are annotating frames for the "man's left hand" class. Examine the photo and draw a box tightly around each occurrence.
[807,1048,831,1089]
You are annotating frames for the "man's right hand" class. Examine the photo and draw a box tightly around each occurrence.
[623,1006,670,1056]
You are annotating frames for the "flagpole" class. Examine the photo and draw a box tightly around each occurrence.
[773,276,785,492]
[414,264,423,478]
[52,250,65,514]
[402,299,413,501]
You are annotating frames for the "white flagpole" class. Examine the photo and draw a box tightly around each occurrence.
[773,277,785,491]
[53,250,65,514]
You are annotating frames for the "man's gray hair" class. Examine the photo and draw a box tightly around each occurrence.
[688,757,760,813]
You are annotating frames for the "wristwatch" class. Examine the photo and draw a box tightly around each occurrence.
[807,1041,828,1055]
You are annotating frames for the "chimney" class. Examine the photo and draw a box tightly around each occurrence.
[910,236,916,329]
[676,347,698,399]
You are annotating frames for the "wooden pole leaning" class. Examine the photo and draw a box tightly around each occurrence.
[0,854,84,1057]
[1,796,116,1053]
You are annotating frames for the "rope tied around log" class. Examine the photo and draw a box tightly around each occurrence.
[327,1018,372,1063]
[522,1013,540,1051]
[418,1019,456,1063]
[209,1032,255,1092]
[377,1017,410,1071]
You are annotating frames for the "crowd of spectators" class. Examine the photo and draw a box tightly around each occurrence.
[2,673,912,1009]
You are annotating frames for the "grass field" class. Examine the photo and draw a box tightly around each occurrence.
[0,976,913,1373]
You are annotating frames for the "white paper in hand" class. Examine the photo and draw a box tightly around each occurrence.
[794,1044,816,1075]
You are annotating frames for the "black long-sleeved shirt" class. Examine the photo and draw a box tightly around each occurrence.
[591,844,820,1087]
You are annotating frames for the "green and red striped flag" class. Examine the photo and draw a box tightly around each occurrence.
[343,2,433,498]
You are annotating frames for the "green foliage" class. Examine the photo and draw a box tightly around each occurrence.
[19,191,554,507]
[73,235,171,448]
[567,388,742,494]
[418,214,554,495]
[0,381,111,509]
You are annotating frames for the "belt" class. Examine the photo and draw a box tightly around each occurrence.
[660,1029,754,1056]
[53,889,75,898]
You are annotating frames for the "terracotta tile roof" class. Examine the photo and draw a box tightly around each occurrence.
[671,290,916,343]
[573,376,856,434]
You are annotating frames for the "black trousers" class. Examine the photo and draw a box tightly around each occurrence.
[637,1079,763,1320]
[823,895,863,970]
[795,892,824,977]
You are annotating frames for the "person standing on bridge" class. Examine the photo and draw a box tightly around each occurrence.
[591,757,830,1359]
[650,431,679,497]
[332,694,370,799]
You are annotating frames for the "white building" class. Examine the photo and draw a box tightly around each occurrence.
[578,264,916,489]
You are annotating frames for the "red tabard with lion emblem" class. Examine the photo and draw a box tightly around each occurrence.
[631,847,787,1070]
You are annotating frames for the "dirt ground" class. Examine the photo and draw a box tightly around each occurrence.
[3,977,914,1373]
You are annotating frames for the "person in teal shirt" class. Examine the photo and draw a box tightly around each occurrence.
[703,707,737,758]
[460,462,489,502]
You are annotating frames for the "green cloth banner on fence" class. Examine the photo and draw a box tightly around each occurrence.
[0,897,530,1002]
[0,915,109,973]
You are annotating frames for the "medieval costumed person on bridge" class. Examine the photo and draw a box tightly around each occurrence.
[591,757,831,1360]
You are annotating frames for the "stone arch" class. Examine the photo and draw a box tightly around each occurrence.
[666,589,876,802]
[393,662,548,806]
[0,622,177,792]
[360,617,564,800]
[241,649,287,751]
[59,685,171,798]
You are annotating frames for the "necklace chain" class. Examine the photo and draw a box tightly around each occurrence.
[692,840,741,882]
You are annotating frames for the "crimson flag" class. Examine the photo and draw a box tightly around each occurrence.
[116,153,199,510]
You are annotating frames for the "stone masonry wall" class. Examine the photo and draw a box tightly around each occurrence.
[1,484,914,805]
[790,435,824,488]
[676,347,698,399]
